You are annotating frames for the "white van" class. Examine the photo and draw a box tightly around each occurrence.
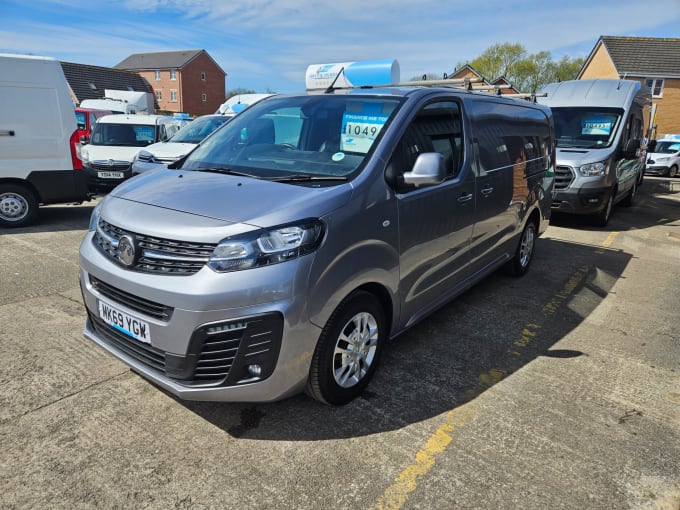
[537,79,651,226]
[0,53,89,228]
[82,114,181,193]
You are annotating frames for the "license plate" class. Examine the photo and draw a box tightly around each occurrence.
[97,171,124,179]
[98,299,151,344]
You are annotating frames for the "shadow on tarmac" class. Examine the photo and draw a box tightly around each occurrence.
[0,200,97,235]
[550,176,680,231]
[178,235,633,440]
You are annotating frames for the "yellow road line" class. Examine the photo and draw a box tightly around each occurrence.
[372,405,477,510]
[372,232,620,509]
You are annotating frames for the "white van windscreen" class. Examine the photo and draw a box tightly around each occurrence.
[552,107,623,149]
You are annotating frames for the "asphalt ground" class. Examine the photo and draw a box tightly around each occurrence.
[1,177,679,510]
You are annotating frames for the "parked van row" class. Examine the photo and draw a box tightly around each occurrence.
[78,62,556,405]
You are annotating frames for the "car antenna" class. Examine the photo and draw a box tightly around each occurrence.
[325,67,346,93]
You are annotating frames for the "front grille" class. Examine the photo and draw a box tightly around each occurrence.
[89,275,173,321]
[554,165,575,190]
[89,312,166,372]
[88,310,284,386]
[91,161,130,172]
[94,219,217,276]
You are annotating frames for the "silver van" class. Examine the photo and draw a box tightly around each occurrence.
[537,79,651,226]
[79,85,555,405]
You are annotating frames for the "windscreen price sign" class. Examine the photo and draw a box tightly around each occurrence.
[341,113,388,153]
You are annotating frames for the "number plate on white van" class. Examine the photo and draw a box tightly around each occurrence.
[98,171,124,179]
[98,299,151,344]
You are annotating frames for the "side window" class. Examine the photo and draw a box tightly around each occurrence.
[387,100,464,192]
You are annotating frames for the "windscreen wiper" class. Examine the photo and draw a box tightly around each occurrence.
[195,167,262,179]
[271,174,348,183]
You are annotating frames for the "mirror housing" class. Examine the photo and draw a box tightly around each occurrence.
[623,138,640,159]
[403,153,446,188]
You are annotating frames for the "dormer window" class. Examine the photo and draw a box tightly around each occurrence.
[646,78,664,98]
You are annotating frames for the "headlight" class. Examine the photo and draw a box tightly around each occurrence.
[208,219,325,273]
[134,150,154,163]
[88,201,102,232]
[81,148,90,164]
[579,161,607,176]
[657,156,670,162]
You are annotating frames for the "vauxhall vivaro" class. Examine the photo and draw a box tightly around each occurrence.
[79,73,555,405]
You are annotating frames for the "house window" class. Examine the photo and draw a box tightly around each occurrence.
[170,69,177,80]
[155,90,162,101]
[201,72,206,81]
[646,79,664,98]
[155,70,161,81]
[201,93,207,102]
[170,90,177,102]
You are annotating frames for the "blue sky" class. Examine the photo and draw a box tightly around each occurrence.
[1,0,679,93]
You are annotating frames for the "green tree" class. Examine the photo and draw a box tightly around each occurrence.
[455,42,584,93]
[226,87,257,99]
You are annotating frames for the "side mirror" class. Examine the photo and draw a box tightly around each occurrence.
[623,138,640,159]
[80,135,88,144]
[403,153,446,188]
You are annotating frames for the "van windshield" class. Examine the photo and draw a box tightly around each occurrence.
[75,111,87,131]
[181,94,403,182]
[653,141,680,154]
[552,107,623,149]
[91,123,157,147]
[170,115,231,144]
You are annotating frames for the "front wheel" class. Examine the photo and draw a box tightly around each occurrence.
[0,184,39,228]
[670,165,679,178]
[504,220,536,276]
[593,190,614,227]
[622,179,637,207]
[306,291,386,405]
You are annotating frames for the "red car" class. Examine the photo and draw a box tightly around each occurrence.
[75,107,112,142]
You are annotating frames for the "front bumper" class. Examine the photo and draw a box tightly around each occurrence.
[551,186,612,215]
[79,232,320,402]
[645,164,670,175]
[84,162,133,193]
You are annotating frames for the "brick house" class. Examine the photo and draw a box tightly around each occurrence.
[115,49,226,116]
[578,36,680,138]
[448,64,520,94]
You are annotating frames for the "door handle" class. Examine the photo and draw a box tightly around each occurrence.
[480,185,494,196]
[457,192,473,203]
[0,130,16,136]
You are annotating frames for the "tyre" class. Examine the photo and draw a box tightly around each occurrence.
[670,165,679,178]
[0,184,39,228]
[504,220,536,276]
[593,190,614,227]
[306,291,386,405]
[622,179,637,207]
